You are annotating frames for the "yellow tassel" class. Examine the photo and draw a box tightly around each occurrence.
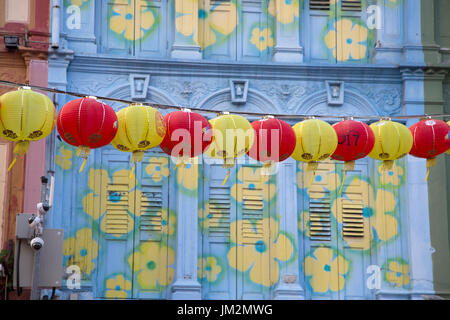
[77,146,91,173]
[129,151,144,178]
[8,157,17,172]
[222,158,235,186]
[8,141,30,172]
[260,161,274,183]
[339,170,347,195]
[306,161,319,172]
[222,169,230,186]
[382,160,394,172]
[307,171,316,191]
[130,162,136,179]
[425,158,437,182]
[339,161,354,194]
[79,157,87,173]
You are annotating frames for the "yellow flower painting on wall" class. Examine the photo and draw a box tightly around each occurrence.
[104,274,132,299]
[267,0,299,24]
[175,0,238,49]
[198,256,222,283]
[63,228,99,276]
[250,27,274,51]
[304,246,349,293]
[109,0,156,41]
[128,242,175,289]
[384,259,411,288]
[325,19,368,62]
[227,218,294,287]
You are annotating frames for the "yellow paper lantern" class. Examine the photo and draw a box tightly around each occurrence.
[0,86,56,170]
[206,113,255,184]
[291,119,338,171]
[368,120,413,170]
[111,103,166,169]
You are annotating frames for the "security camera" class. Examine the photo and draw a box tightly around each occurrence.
[30,237,44,250]
[37,202,49,215]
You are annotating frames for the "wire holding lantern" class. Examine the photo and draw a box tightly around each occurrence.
[0,86,56,171]
[0,79,449,186]
[57,96,118,172]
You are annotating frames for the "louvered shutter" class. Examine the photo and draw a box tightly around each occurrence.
[300,161,340,299]
[202,0,237,60]
[237,165,271,299]
[97,149,135,298]
[201,162,237,299]
[341,0,362,12]
[132,155,171,299]
[309,0,331,11]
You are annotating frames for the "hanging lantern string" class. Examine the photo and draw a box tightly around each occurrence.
[2,79,450,120]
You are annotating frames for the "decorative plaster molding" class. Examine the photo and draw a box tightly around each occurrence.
[229,79,249,104]
[129,74,150,100]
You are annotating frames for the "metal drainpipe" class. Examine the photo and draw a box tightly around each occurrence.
[51,0,61,49]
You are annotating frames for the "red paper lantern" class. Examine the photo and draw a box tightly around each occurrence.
[247,116,296,163]
[331,120,375,166]
[57,97,118,171]
[159,109,212,159]
[410,119,450,159]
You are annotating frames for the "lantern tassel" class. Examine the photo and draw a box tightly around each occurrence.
[8,141,30,171]
[339,161,355,195]
[425,157,437,182]
[129,151,145,178]
[222,159,235,186]
[260,161,274,183]
[306,161,318,192]
[77,146,91,173]
[8,158,17,172]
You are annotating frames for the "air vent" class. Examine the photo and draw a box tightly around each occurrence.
[341,0,362,12]
[310,0,330,11]
[341,198,364,238]
[309,196,332,241]
[140,186,164,233]
[208,186,231,237]
[105,184,130,236]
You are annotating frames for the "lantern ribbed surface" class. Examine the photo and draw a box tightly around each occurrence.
[206,114,255,166]
[0,87,56,143]
[368,120,413,162]
[111,103,166,154]
[409,119,450,159]
[247,117,296,163]
[332,120,375,162]
[57,97,118,149]
[291,119,338,163]
[160,110,212,158]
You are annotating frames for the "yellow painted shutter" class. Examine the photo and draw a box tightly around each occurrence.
[104,170,134,238]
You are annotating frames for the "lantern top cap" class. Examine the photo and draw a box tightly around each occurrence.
[19,86,31,90]
[130,102,146,107]
[219,111,230,116]
[86,96,97,100]
[181,108,192,112]
[263,115,274,120]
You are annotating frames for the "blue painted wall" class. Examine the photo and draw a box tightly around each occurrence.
[46,0,437,300]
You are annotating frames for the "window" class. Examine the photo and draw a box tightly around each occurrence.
[306,0,370,63]
[100,0,168,57]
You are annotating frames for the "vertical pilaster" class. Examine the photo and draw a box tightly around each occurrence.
[273,158,304,299]
[63,0,97,53]
[395,68,434,299]
[171,162,202,299]
[272,0,303,63]
[373,0,404,64]
[171,0,202,60]
[403,0,423,64]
